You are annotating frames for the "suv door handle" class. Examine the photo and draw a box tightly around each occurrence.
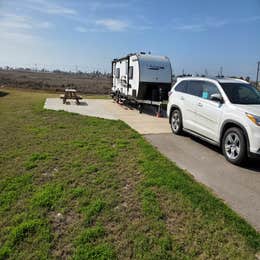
[198,102,203,107]
[180,96,185,100]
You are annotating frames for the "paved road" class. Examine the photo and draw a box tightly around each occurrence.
[145,133,260,231]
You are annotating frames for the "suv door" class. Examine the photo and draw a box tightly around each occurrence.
[173,80,188,120]
[195,81,223,142]
[184,80,203,131]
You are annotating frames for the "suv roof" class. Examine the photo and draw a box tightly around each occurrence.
[176,76,248,84]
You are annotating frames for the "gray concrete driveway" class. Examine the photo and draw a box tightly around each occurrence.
[44,98,171,134]
[45,98,260,230]
[145,133,260,231]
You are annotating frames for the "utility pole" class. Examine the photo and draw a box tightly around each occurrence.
[220,66,223,77]
[256,61,260,88]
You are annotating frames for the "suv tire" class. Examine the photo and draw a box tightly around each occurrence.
[222,127,247,165]
[170,109,183,135]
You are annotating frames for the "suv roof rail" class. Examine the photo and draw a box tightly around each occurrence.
[175,75,245,83]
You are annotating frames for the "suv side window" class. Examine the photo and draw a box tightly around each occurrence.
[175,81,187,93]
[187,81,203,97]
[201,82,220,100]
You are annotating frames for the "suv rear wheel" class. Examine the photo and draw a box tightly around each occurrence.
[170,109,183,135]
[222,127,247,165]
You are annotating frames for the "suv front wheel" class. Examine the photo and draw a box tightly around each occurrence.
[222,127,247,165]
[170,109,183,135]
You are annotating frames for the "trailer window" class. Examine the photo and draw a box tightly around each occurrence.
[129,66,133,79]
[116,68,120,79]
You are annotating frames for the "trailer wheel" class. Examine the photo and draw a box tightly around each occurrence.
[116,92,120,103]
[138,104,144,114]
[112,93,116,101]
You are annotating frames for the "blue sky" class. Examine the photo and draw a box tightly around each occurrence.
[0,0,259,77]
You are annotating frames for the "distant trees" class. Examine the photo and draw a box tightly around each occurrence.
[0,66,111,79]
[0,65,253,82]
[53,69,62,73]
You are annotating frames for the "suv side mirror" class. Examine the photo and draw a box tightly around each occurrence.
[210,93,224,103]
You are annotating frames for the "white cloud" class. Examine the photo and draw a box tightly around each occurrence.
[174,24,206,32]
[75,26,87,33]
[0,13,53,31]
[96,19,128,31]
[1,30,38,44]
[173,15,260,32]
[0,14,32,29]
[37,21,52,29]
[43,6,76,15]
[87,2,129,11]
[21,0,149,33]
[240,15,260,23]
[26,0,77,16]
[0,12,53,54]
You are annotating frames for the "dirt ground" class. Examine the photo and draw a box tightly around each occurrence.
[0,69,111,94]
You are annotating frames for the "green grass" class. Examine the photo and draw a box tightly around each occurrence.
[0,88,259,259]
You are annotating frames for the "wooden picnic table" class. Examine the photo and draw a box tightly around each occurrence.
[60,89,82,105]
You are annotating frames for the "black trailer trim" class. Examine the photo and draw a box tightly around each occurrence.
[112,90,168,115]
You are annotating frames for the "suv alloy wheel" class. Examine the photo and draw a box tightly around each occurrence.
[222,127,247,165]
[170,109,183,135]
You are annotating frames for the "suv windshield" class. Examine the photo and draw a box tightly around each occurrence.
[220,83,260,105]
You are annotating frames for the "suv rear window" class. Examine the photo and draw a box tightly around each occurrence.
[175,81,187,93]
[187,81,203,97]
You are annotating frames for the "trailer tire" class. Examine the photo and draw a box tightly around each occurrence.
[116,92,120,103]
[138,104,144,114]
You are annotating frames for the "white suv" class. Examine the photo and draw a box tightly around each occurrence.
[167,77,260,165]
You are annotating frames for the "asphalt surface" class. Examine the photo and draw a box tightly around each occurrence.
[145,132,260,231]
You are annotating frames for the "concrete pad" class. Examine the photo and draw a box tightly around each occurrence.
[44,98,171,134]
[44,98,117,120]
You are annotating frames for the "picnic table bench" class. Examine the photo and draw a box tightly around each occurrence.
[60,89,82,105]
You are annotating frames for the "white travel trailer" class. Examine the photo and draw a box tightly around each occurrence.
[111,52,172,113]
